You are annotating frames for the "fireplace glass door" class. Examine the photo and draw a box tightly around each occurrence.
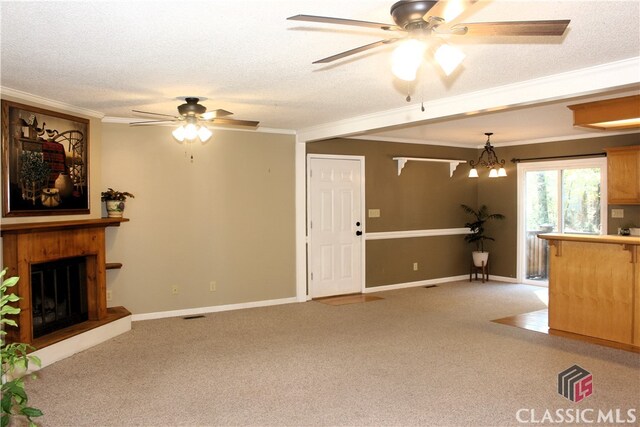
[31,256,88,338]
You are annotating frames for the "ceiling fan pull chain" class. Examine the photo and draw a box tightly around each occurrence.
[405,81,412,102]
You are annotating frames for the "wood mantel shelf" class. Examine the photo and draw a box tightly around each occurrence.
[0,217,129,235]
[105,262,123,270]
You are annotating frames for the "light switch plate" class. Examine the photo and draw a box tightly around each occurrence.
[368,209,381,218]
[611,208,624,218]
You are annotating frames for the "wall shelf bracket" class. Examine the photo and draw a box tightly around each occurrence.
[393,157,467,178]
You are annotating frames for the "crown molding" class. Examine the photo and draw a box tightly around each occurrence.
[102,116,296,135]
[351,127,640,149]
[296,57,640,143]
[490,129,640,148]
[346,135,475,149]
[0,86,104,118]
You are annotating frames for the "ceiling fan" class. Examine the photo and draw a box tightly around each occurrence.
[131,97,259,142]
[288,0,570,81]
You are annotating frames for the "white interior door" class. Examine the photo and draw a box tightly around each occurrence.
[307,155,364,298]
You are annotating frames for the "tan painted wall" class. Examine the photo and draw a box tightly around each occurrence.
[307,138,478,287]
[308,134,640,285]
[101,124,296,314]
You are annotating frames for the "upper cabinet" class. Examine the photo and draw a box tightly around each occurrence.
[605,145,640,205]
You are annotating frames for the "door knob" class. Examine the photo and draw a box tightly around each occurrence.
[356,230,362,236]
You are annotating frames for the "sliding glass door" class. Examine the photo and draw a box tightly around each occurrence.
[517,158,607,286]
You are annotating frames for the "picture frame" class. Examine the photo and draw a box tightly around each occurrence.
[1,100,90,217]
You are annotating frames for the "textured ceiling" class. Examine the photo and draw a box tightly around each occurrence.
[1,0,639,145]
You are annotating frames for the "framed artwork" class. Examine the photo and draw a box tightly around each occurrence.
[1,100,90,217]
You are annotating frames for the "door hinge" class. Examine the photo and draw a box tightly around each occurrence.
[310,169,313,178]
[310,221,312,229]
[310,272,314,280]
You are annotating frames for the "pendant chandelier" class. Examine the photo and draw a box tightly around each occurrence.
[468,133,507,178]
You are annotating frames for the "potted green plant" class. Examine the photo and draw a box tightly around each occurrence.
[1,268,43,426]
[19,152,50,205]
[101,188,134,218]
[461,204,505,267]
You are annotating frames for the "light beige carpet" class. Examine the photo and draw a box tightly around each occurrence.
[26,281,640,426]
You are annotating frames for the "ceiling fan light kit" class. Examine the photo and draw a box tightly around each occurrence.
[468,132,507,178]
[289,0,570,89]
[131,97,259,144]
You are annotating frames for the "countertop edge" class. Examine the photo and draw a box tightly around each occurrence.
[538,233,640,245]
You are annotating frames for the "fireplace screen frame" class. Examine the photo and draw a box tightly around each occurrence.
[31,256,89,339]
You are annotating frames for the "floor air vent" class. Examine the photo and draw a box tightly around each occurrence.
[183,315,206,320]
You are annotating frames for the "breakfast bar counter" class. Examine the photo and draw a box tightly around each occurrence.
[538,233,640,350]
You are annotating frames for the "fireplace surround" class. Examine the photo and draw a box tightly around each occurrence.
[1,218,130,349]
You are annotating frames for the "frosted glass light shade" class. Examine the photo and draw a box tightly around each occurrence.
[489,168,499,178]
[392,39,426,81]
[468,168,479,178]
[184,123,199,140]
[434,44,465,76]
[172,126,185,142]
[498,167,507,177]
[198,126,213,142]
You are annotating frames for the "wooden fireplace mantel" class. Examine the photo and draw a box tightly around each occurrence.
[1,217,129,348]
[0,217,128,235]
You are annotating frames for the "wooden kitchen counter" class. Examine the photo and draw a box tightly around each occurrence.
[538,233,639,350]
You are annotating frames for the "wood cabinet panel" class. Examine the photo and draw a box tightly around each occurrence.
[548,240,634,344]
[606,145,640,204]
[635,246,640,346]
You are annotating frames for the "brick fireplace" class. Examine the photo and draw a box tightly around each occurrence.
[1,218,130,349]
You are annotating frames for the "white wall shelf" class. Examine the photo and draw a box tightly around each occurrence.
[393,157,467,177]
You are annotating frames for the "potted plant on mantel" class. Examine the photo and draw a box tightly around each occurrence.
[461,204,505,267]
[101,188,134,218]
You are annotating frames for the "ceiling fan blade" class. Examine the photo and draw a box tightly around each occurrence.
[287,14,401,31]
[452,20,570,36]
[132,109,180,119]
[211,118,260,127]
[129,120,179,126]
[426,0,478,23]
[313,38,402,64]
[200,109,233,120]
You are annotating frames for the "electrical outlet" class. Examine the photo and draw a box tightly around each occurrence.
[172,285,179,295]
[413,262,419,271]
[106,290,113,301]
[611,208,624,218]
[209,281,217,292]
